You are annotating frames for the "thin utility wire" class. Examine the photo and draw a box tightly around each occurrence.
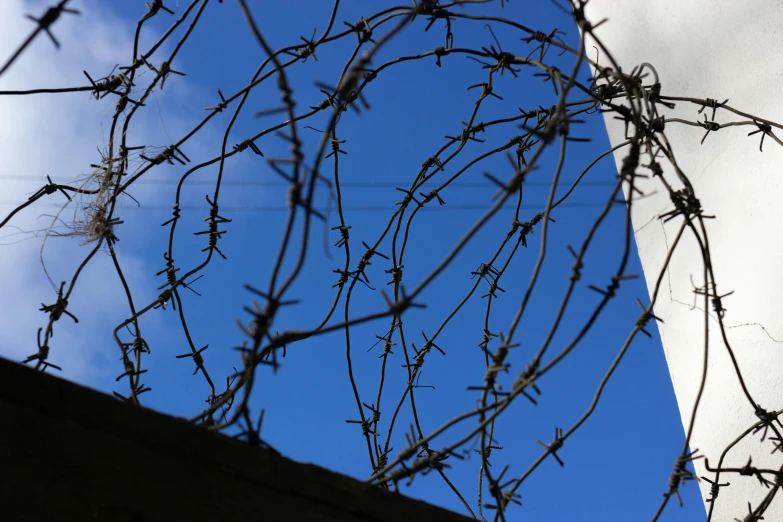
[0,200,611,212]
[0,174,617,188]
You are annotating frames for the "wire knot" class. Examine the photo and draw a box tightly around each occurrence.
[535,427,565,467]
[385,265,404,285]
[331,225,351,247]
[233,138,263,156]
[40,281,78,323]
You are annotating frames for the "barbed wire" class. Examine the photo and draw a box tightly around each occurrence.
[2,0,781,520]
[0,0,80,79]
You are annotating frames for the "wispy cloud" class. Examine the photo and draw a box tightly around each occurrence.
[0,0,209,390]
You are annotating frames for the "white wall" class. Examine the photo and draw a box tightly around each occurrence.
[582,1,783,519]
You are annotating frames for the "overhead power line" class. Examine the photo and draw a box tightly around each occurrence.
[0,174,617,188]
[0,200,614,213]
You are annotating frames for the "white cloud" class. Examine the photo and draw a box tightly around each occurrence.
[0,0,210,389]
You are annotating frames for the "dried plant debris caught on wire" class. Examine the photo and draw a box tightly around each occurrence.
[1,1,781,521]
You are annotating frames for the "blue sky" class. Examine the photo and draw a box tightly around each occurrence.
[0,0,704,519]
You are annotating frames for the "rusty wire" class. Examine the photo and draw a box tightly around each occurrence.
[2,0,782,520]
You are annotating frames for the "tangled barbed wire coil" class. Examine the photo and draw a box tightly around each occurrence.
[1,0,781,520]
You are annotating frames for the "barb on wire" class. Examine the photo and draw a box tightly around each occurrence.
[0,1,80,78]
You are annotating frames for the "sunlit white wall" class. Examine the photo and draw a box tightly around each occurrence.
[583,1,783,519]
